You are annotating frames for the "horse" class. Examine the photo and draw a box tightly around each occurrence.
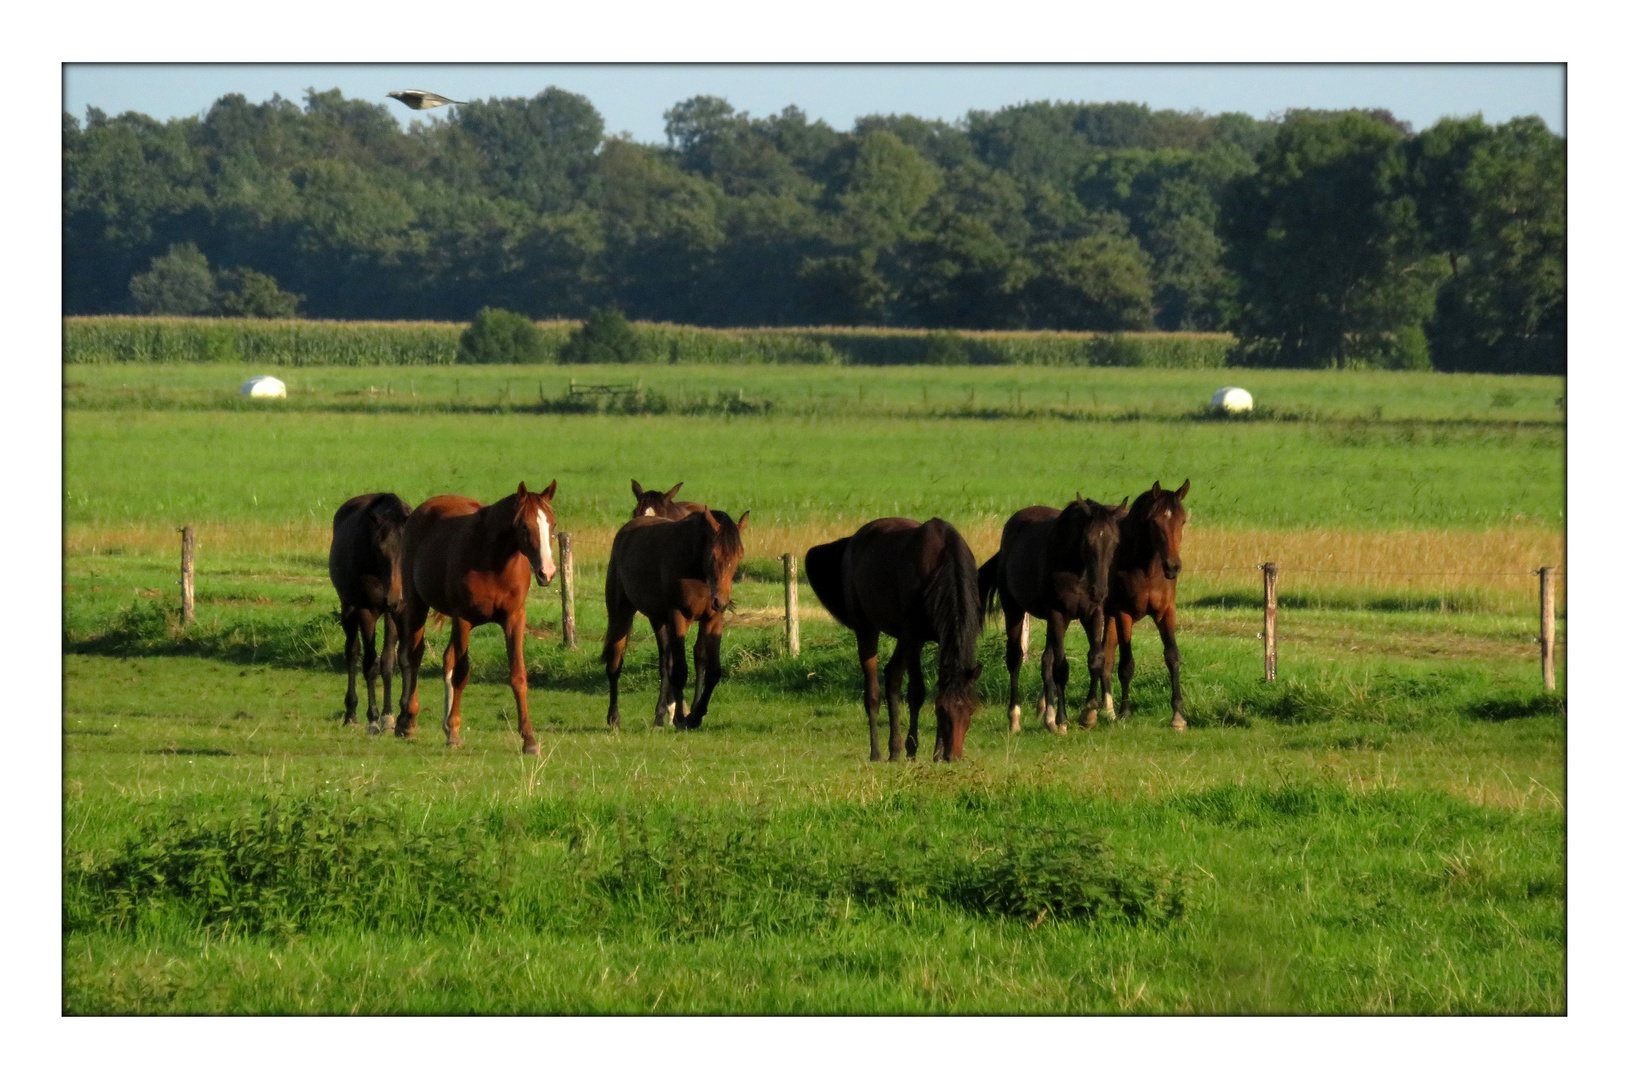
[804,518,984,763]
[978,496,1127,735]
[631,479,707,521]
[1102,480,1190,730]
[602,508,749,731]
[328,493,413,734]
[396,481,559,754]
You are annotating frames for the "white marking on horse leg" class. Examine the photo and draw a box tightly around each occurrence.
[1103,692,1116,721]
[667,701,677,724]
[442,667,453,732]
[1044,703,1057,731]
[1008,705,1021,732]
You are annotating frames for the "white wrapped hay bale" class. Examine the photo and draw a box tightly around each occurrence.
[239,375,287,399]
[1210,386,1253,414]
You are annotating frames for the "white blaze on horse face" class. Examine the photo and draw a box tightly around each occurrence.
[641,507,656,517]
[534,508,556,579]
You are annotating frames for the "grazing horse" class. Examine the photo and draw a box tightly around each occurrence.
[328,493,412,734]
[805,518,984,763]
[1102,480,1190,730]
[631,479,708,521]
[978,496,1127,735]
[602,508,749,731]
[397,481,558,753]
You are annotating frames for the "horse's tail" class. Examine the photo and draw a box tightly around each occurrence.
[803,538,854,628]
[977,552,1002,623]
[924,520,982,706]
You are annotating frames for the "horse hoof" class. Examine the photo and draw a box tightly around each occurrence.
[521,742,541,756]
[1008,706,1021,733]
[446,735,464,748]
[1171,715,1187,731]
[367,721,381,735]
[1056,723,1068,734]
[1085,708,1099,729]
[343,718,358,727]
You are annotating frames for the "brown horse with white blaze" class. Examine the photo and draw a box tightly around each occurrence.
[602,508,749,731]
[397,481,558,753]
[805,518,983,762]
[328,492,412,733]
[1102,480,1190,730]
[978,495,1127,735]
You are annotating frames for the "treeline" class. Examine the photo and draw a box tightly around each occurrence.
[63,89,1564,373]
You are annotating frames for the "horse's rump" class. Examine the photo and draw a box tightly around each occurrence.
[804,538,854,628]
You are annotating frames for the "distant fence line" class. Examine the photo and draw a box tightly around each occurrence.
[63,317,1233,370]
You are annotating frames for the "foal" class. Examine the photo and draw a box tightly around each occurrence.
[602,509,749,730]
[328,492,412,733]
[1102,480,1190,730]
[630,479,707,521]
[398,481,558,753]
[979,496,1127,734]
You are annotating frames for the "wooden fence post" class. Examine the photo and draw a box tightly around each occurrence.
[1019,613,1031,661]
[783,553,800,657]
[1262,562,1278,681]
[1538,566,1556,690]
[559,532,576,650]
[179,525,196,624]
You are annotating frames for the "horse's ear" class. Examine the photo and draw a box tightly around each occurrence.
[631,479,644,498]
[1151,480,1162,494]
[541,480,558,501]
[1176,479,1190,500]
[1114,497,1130,519]
[664,482,684,500]
[704,510,720,532]
[968,663,984,681]
[736,510,750,529]
[1075,491,1083,503]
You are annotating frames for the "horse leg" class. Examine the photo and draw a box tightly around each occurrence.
[858,628,883,762]
[359,608,381,733]
[687,617,725,728]
[650,619,674,728]
[443,618,471,748]
[1155,604,1185,731]
[667,613,693,729]
[378,610,399,735]
[602,602,636,732]
[1045,611,1070,734]
[1082,608,1105,730]
[905,642,926,760]
[1113,611,1137,720]
[397,600,429,739]
[883,639,909,761]
[1003,604,1025,733]
[341,607,362,725]
[506,611,540,753]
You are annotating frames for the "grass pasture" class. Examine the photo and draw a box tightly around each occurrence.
[63,362,1564,1014]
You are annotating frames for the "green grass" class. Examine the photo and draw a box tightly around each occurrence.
[63,360,1565,1014]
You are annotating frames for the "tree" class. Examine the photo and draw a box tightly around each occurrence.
[454,89,604,213]
[215,267,303,318]
[1023,229,1156,330]
[458,307,546,364]
[1221,110,1446,369]
[129,242,216,314]
[559,307,645,364]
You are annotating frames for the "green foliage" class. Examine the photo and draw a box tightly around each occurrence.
[129,243,216,315]
[457,307,547,365]
[214,268,303,318]
[65,317,466,365]
[559,307,647,364]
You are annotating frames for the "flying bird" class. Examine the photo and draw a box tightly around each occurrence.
[387,90,466,111]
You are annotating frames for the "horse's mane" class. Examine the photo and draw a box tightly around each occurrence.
[922,519,981,710]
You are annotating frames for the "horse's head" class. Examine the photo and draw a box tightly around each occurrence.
[1143,479,1189,580]
[934,662,983,762]
[1073,493,1129,604]
[631,479,686,521]
[368,497,411,610]
[701,509,748,614]
[512,480,559,587]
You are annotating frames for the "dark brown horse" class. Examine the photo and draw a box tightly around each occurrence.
[602,508,749,731]
[631,479,707,521]
[1102,480,1190,730]
[397,481,558,753]
[328,493,412,733]
[978,496,1127,735]
[805,518,983,762]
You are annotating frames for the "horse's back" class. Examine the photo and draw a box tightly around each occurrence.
[607,515,690,615]
[330,492,410,606]
[403,495,485,609]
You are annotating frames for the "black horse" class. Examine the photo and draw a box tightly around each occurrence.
[328,492,412,733]
[979,496,1126,734]
[805,518,983,762]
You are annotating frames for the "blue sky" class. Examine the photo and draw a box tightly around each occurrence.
[63,63,1564,143]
